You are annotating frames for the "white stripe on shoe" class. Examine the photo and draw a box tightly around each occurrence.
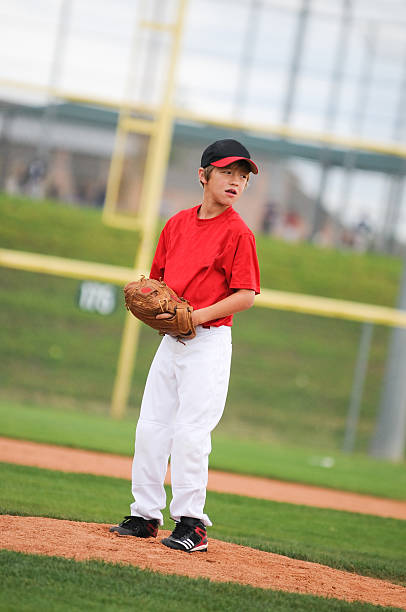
[172,538,191,549]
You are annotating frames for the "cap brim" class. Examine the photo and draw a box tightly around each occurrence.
[211,156,258,174]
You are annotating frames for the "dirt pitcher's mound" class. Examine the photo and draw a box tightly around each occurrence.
[1,515,405,609]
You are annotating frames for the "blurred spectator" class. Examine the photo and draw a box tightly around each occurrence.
[261,201,278,234]
[5,160,27,194]
[353,216,373,252]
[45,151,74,202]
[94,184,106,208]
[339,228,355,249]
[280,209,306,242]
[25,158,46,198]
[312,221,335,248]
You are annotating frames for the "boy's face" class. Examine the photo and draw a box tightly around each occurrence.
[199,163,249,207]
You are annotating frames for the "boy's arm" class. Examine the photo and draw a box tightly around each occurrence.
[150,227,167,280]
[192,289,255,326]
[156,289,255,326]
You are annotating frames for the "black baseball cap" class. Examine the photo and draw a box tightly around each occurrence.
[201,139,258,174]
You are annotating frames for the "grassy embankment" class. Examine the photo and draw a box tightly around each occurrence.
[1,193,402,454]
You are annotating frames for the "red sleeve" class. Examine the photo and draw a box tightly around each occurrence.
[230,233,260,294]
[150,227,167,280]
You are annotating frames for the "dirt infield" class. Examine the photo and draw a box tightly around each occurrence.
[1,436,405,520]
[1,515,405,609]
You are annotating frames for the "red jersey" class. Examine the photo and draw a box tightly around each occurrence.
[150,204,260,327]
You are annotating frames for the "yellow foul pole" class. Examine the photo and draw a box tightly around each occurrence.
[110,0,189,418]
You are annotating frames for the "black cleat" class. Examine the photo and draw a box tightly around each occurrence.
[161,516,208,552]
[109,516,159,538]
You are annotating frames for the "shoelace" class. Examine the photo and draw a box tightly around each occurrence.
[171,521,193,539]
[121,515,143,527]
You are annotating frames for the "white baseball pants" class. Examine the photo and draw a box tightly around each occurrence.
[130,325,232,526]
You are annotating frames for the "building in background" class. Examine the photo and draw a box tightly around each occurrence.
[0,0,405,253]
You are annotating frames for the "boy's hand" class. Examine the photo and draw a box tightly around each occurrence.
[157,311,202,326]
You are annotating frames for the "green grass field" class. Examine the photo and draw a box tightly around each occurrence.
[0,193,402,452]
[1,401,405,499]
[2,551,400,612]
[1,451,405,611]
[1,462,405,587]
[1,193,406,611]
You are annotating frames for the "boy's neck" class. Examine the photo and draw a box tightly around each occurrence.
[198,197,231,219]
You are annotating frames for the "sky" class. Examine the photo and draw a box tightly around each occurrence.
[0,0,406,238]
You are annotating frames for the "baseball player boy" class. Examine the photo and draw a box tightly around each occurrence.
[110,139,260,552]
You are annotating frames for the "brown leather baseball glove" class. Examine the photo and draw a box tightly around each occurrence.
[124,276,196,341]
